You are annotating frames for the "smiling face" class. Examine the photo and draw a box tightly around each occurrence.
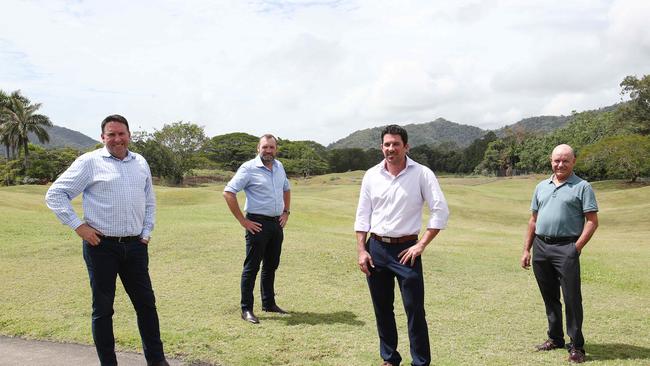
[550,144,576,182]
[381,133,409,168]
[101,121,131,160]
[257,136,278,164]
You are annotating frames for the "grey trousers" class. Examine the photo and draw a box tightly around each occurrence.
[532,236,584,349]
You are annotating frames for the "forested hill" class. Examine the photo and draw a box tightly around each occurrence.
[327,118,486,149]
[32,125,98,150]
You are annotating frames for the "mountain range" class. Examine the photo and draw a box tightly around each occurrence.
[11,105,618,153]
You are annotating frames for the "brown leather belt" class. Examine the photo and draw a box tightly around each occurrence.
[370,233,418,244]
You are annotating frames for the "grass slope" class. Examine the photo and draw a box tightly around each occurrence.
[1,175,649,365]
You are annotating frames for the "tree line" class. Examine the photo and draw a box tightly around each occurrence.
[2,74,649,186]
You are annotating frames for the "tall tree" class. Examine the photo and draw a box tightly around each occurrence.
[0,90,52,166]
[620,74,650,134]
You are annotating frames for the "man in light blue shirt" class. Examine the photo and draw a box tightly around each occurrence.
[46,115,169,366]
[223,134,291,324]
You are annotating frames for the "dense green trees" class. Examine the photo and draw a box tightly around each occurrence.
[576,135,650,182]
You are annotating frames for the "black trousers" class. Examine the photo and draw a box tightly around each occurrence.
[82,238,165,366]
[241,214,283,311]
[367,237,430,366]
[532,236,584,349]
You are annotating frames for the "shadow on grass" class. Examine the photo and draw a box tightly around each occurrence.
[588,343,650,361]
[260,311,365,326]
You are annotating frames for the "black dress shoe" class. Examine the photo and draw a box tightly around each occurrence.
[241,309,259,324]
[147,360,170,366]
[262,304,289,314]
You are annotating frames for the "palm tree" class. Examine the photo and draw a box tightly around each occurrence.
[0,90,52,166]
[0,89,13,159]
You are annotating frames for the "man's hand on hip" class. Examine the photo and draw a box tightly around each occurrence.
[398,243,425,266]
[240,218,263,234]
[75,224,103,246]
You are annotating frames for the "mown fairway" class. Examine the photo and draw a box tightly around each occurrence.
[1,173,649,365]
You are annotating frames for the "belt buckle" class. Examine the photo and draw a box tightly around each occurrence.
[382,236,393,244]
[117,237,127,243]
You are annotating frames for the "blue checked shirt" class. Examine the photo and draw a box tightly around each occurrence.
[224,156,290,217]
[45,147,155,238]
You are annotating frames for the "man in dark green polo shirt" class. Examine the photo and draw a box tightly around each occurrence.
[520,144,599,364]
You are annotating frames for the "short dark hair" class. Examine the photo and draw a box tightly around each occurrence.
[259,133,278,145]
[380,124,408,145]
[101,114,130,134]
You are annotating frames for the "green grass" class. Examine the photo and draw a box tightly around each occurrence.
[1,175,649,365]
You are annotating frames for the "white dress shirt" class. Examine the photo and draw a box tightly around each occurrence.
[354,156,449,237]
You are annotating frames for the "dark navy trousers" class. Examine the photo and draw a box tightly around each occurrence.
[241,214,284,311]
[532,236,584,350]
[367,237,430,366]
[83,238,165,366]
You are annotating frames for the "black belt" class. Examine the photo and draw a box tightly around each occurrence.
[371,233,419,244]
[102,235,140,243]
[247,213,280,222]
[536,234,579,244]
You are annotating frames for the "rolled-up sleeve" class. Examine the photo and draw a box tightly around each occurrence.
[141,160,156,238]
[354,173,372,232]
[421,169,449,229]
[45,156,90,230]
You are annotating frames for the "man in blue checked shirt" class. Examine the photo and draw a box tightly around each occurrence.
[223,134,291,324]
[46,115,169,366]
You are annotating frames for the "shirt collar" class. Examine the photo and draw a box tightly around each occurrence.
[100,146,134,161]
[254,155,277,170]
[379,156,416,174]
[547,172,578,185]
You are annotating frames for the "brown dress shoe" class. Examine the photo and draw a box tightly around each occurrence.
[241,309,259,324]
[536,339,565,351]
[568,348,585,363]
[262,304,289,314]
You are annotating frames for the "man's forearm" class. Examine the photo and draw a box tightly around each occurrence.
[223,191,245,222]
[356,231,368,254]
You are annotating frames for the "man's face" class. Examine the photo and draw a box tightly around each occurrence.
[101,121,130,159]
[258,137,278,163]
[381,133,409,166]
[550,148,576,181]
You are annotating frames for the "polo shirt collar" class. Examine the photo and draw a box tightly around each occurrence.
[547,172,579,185]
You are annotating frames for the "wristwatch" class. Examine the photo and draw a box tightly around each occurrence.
[283,209,291,215]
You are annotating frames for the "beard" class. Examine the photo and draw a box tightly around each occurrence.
[260,153,275,163]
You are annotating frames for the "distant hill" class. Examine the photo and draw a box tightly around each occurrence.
[494,115,572,137]
[32,125,99,150]
[328,104,622,150]
[328,118,486,150]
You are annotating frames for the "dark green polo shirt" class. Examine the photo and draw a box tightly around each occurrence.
[531,173,598,237]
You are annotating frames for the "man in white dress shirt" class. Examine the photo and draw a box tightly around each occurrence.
[355,125,449,366]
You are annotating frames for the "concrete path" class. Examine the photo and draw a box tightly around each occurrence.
[0,335,191,366]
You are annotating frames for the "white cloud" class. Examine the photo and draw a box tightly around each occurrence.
[1,0,649,145]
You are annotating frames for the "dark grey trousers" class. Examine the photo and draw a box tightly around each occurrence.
[532,236,584,349]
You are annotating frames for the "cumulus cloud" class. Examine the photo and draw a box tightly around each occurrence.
[1,0,649,144]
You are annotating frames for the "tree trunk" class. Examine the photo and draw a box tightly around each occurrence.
[23,141,29,168]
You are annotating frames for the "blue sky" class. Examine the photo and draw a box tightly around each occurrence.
[2,0,649,144]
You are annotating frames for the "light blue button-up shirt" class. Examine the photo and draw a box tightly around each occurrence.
[45,147,156,238]
[224,156,290,217]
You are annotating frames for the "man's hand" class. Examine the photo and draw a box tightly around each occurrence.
[358,250,374,276]
[140,237,150,245]
[240,218,263,234]
[398,242,425,266]
[520,249,531,269]
[279,212,289,228]
[75,224,102,246]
